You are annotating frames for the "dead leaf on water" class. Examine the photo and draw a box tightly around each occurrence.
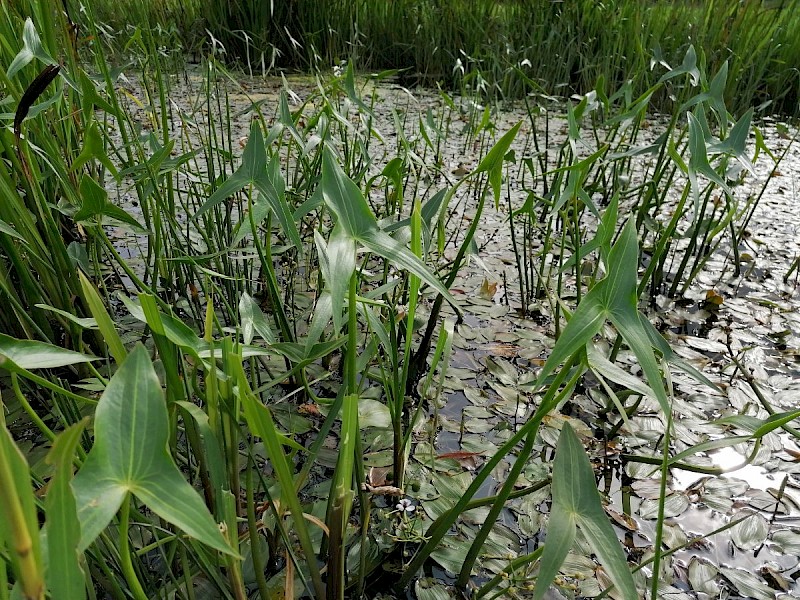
[484,342,518,358]
[478,278,498,300]
[436,451,482,470]
[605,506,638,531]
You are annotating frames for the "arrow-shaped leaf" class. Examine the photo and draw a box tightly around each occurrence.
[196,122,302,253]
[7,18,56,79]
[534,424,636,600]
[74,175,144,231]
[687,112,733,221]
[320,147,456,306]
[71,345,235,556]
[475,121,522,208]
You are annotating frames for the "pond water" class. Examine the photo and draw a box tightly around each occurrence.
[106,67,800,598]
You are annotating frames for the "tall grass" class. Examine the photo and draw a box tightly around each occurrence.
[169,0,800,116]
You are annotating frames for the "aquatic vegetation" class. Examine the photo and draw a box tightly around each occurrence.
[191,0,800,116]
[2,3,800,600]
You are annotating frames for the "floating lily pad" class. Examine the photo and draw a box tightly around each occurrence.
[720,566,777,600]
[639,493,690,519]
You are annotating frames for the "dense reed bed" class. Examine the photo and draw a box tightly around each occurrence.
[94,0,800,116]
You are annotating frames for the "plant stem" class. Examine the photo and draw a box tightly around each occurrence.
[118,495,148,600]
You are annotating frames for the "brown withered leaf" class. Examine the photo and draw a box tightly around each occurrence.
[368,466,391,487]
[298,403,321,417]
[436,451,482,470]
[478,278,498,300]
[362,484,404,497]
[605,506,638,532]
[484,342,518,358]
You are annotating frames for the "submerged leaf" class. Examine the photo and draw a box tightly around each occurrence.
[688,557,718,595]
[719,567,775,600]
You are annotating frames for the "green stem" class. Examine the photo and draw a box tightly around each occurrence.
[118,495,148,600]
[10,374,55,444]
[649,399,672,600]
[0,429,43,600]
[475,547,544,600]
[456,429,537,588]
[246,457,270,600]
[347,271,358,395]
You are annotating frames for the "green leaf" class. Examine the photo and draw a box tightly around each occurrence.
[536,220,671,420]
[79,272,127,366]
[604,223,671,415]
[343,62,373,116]
[415,579,451,600]
[74,176,143,231]
[686,111,733,221]
[0,219,28,243]
[0,333,96,370]
[237,362,325,599]
[7,18,56,79]
[327,393,360,598]
[254,165,302,253]
[174,402,226,500]
[0,423,44,599]
[681,61,729,132]
[45,420,88,600]
[320,147,455,305]
[615,316,669,408]
[197,123,302,253]
[232,194,270,247]
[71,122,118,178]
[532,503,576,600]
[708,108,756,175]
[78,70,116,118]
[474,121,522,207]
[321,147,377,238]
[305,292,333,349]
[535,424,636,600]
[535,289,605,386]
[314,227,356,332]
[34,304,98,330]
[752,409,800,438]
[118,294,204,358]
[669,435,751,465]
[71,345,235,555]
[560,193,618,273]
[238,292,276,345]
[360,228,452,301]
[658,45,699,86]
[67,242,90,272]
